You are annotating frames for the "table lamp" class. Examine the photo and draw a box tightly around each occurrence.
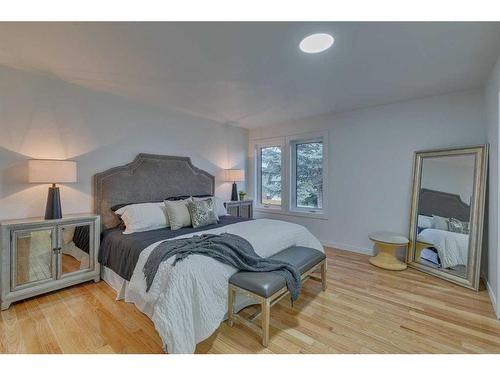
[28,159,77,219]
[225,169,245,201]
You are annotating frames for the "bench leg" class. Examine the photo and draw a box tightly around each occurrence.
[261,298,271,347]
[321,261,327,291]
[227,284,235,327]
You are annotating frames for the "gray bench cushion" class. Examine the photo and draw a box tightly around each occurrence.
[229,246,325,298]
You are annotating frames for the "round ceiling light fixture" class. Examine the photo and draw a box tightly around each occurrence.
[299,33,334,54]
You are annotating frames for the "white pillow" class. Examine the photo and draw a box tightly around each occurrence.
[164,198,193,230]
[115,202,169,234]
[192,196,227,218]
[417,215,433,229]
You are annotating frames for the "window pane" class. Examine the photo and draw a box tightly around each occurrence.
[260,146,282,206]
[296,142,323,209]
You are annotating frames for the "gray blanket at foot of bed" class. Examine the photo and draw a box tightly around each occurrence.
[143,233,302,300]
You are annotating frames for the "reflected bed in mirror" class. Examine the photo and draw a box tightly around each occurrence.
[416,188,470,277]
[408,145,488,290]
[60,224,91,274]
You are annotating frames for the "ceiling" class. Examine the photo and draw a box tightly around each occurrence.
[0,22,499,129]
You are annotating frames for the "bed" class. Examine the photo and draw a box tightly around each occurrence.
[94,154,323,353]
[416,188,470,270]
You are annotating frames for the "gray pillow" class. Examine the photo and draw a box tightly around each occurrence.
[187,199,218,229]
[164,198,192,230]
[432,215,450,231]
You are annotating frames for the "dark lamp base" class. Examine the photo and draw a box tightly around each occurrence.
[45,185,62,220]
[231,182,238,201]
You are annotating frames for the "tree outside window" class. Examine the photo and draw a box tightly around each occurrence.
[260,146,281,206]
[295,142,323,209]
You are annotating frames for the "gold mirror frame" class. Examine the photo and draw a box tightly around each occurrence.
[407,145,488,291]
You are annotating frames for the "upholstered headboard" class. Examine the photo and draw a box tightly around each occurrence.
[93,154,215,229]
[418,188,471,222]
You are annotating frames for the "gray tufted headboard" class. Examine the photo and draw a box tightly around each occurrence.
[418,188,471,222]
[93,154,215,229]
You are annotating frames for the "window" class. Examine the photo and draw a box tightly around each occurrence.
[253,131,327,218]
[260,146,282,206]
[293,140,323,210]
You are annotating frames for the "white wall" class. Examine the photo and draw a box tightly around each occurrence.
[0,66,248,220]
[485,55,500,318]
[421,155,475,204]
[249,90,487,257]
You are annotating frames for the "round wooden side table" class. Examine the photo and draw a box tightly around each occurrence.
[369,232,409,271]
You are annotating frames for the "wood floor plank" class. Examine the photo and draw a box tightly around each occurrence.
[24,298,63,354]
[0,306,24,353]
[1,247,499,353]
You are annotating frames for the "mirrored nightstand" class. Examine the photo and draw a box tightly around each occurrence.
[0,214,100,310]
[224,200,253,219]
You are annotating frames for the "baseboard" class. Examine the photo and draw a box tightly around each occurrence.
[485,279,499,319]
[321,240,374,256]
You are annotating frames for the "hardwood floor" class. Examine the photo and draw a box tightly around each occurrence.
[1,247,499,354]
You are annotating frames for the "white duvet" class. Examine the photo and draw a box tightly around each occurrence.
[417,228,469,269]
[124,218,323,354]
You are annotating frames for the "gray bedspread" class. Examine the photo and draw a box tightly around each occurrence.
[98,216,250,281]
[143,233,302,300]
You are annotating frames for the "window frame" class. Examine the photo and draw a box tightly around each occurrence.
[289,133,327,216]
[252,131,328,220]
[253,137,286,212]
[286,131,328,219]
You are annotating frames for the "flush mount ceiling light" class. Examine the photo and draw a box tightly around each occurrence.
[299,33,334,54]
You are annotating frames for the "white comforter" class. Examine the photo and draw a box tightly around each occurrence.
[125,218,323,354]
[417,228,469,269]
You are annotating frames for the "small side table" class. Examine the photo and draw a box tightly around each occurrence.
[369,232,409,271]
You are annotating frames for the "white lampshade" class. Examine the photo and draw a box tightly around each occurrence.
[28,159,77,184]
[225,169,245,182]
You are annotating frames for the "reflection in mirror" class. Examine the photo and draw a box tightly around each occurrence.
[15,229,54,287]
[408,145,487,291]
[61,224,91,276]
[414,154,475,278]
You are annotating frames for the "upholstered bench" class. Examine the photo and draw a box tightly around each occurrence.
[227,246,327,347]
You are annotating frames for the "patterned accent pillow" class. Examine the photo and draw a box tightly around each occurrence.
[448,218,470,235]
[187,199,218,228]
[192,196,227,219]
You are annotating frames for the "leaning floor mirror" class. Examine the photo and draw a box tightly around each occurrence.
[407,145,488,290]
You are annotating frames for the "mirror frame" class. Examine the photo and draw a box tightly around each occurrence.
[407,145,488,290]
